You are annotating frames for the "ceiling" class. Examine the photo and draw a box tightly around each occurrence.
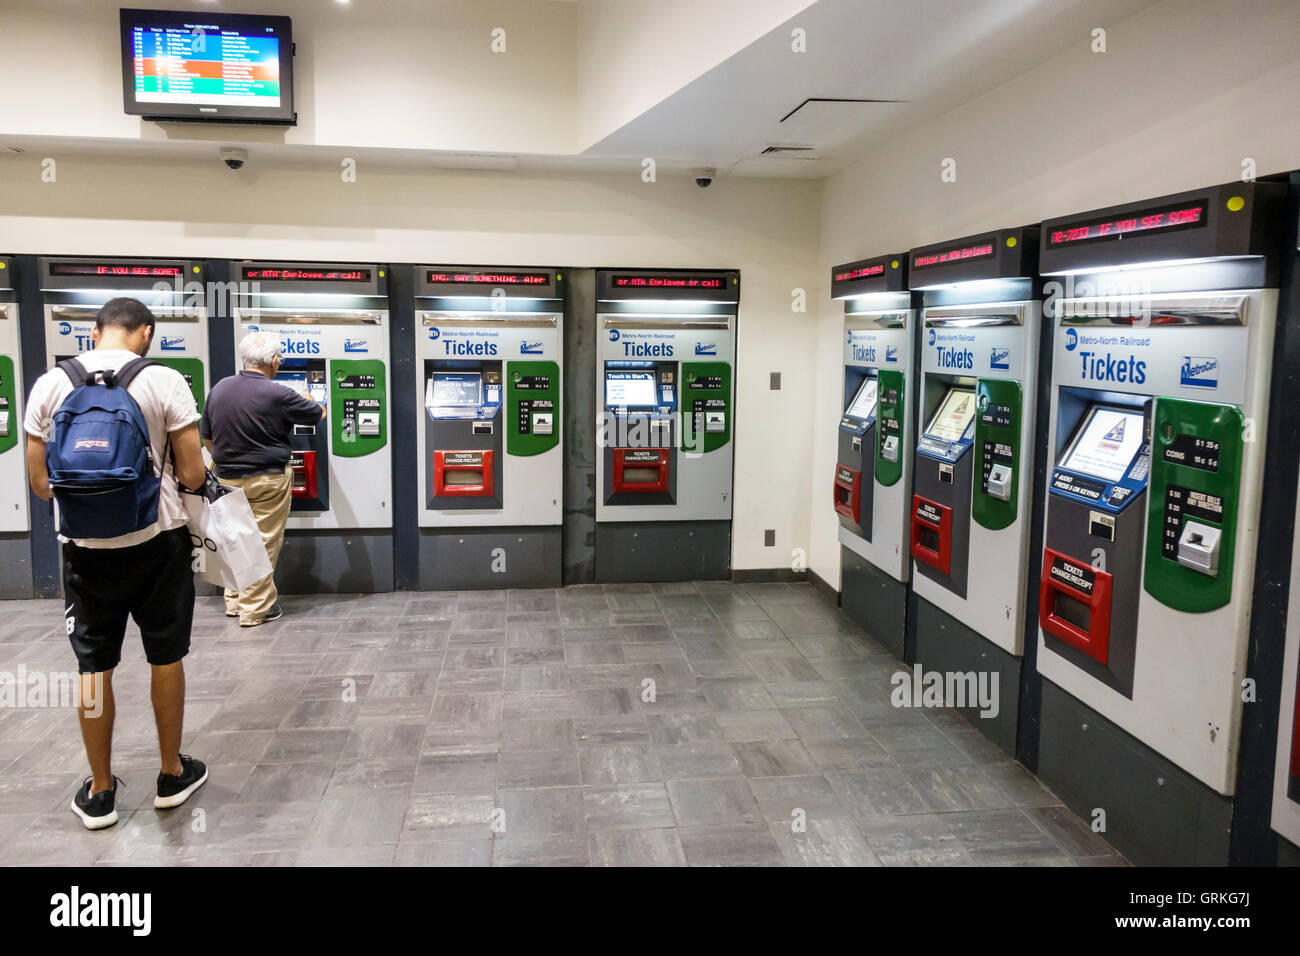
[1,0,1160,180]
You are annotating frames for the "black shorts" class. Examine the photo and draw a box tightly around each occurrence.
[63,526,195,674]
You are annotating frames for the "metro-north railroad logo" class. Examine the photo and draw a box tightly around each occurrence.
[1065,328,1079,351]
[58,321,72,336]
[427,327,440,340]
[1180,355,1218,389]
[608,329,620,342]
[928,328,936,346]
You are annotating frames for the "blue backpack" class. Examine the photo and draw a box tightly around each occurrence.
[46,356,163,540]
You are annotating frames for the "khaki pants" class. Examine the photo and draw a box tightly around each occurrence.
[218,465,293,623]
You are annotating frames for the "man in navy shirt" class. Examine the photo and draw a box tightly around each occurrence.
[201,331,324,626]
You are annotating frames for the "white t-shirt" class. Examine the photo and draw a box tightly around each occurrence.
[24,349,201,549]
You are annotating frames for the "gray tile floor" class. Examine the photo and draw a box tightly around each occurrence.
[0,581,1126,866]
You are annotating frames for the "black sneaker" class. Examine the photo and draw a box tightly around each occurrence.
[71,777,121,830]
[240,603,284,628]
[155,754,209,809]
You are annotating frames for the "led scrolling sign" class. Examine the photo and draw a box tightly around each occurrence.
[1047,199,1209,248]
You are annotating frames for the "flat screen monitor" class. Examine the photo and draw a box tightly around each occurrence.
[120,9,296,124]
[431,373,482,408]
[1060,405,1145,484]
[845,376,878,420]
[606,371,657,408]
[274,370,325,404]
[924,387,976,443]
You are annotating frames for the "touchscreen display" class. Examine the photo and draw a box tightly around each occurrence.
[606,371,657,408]
[924,388,976,443]
[431,373,482,407]
[845,377,878,420]
[1060,406,1145,483]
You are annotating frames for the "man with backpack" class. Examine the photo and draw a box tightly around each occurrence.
[24,297,210,830]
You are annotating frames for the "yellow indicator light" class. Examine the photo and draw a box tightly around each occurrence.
[890,259,899,269]
[1006,236,1018,248]
[1226,196,1245,212]
[192,266,200,273]
[379,269,385,277]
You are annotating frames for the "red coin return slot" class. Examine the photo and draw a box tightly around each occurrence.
[613,448,670,493]
[1039,547,1113,665]
[434,449,494,497]
[289,450,318,500]
[910,494,952,575]
[833,464,861,524]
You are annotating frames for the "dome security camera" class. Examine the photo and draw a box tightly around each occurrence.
[221,147,248,170]
[693,167,717,188]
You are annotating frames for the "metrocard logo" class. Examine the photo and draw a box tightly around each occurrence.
[520,340,543,355]
[159,336,185,351]
[1181,355,1218,389]
[695,342,717,356]
[343,338,368,353]
[990,346,1010,370]
[886,346,899,363]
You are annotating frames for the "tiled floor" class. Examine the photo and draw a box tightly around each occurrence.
[0,581,1126,866]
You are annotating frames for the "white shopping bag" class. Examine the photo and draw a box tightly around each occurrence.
[182,473,273,591]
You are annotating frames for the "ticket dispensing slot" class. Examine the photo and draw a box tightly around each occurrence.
[911,384,976,589]
[290,451,318,500]
[434,450,495,497]
[833,465,862,524]
[911,495,953,574]
[613,448,670,493]
[1040,548,1114,664]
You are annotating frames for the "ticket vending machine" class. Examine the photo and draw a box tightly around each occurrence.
[413,266,563,589]
[595,270,738,582]
[1033,181,1286,865]
[907,229,1042,752]
[38,257,210,412]
[232,262,393,593]
[0,257,32,598]
[829,254,918,658]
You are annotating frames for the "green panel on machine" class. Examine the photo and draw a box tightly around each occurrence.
[507,360,560,457]
[330,358,387,459]
[0,355,16,455]
[972,377,1021,531]
[1144,398,1242,612]
[680,361,731,454]
[875,368,905,487]
[152,357,205,412]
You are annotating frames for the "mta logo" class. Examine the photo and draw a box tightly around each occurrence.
[1065,328,1078,351]
[58,321,72,336]
[428,327,440,340]
[928,329,936,346]
[609,329,620,342]
[1180,355,1218,389]
[695,343,717,356]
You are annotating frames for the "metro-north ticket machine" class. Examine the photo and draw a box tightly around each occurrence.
[829,254,918,658]
[1033,181,1286,866]
[595,270,739,581]
[1275,448,1300,861]
[232,262,393,593]
[0,257,31,598]
[413,265,564,589]
[907,229,1043,752]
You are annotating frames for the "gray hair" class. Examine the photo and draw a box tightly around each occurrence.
[239,331,282,370]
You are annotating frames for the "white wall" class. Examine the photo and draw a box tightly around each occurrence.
[0,157,820,571]
[809,0,1300,587]
[0,0,579,154]
[574,0,817,150]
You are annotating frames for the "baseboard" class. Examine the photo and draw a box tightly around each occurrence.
[730,567,811,584]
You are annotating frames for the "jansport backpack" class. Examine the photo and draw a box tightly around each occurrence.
[46,356,162,539]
